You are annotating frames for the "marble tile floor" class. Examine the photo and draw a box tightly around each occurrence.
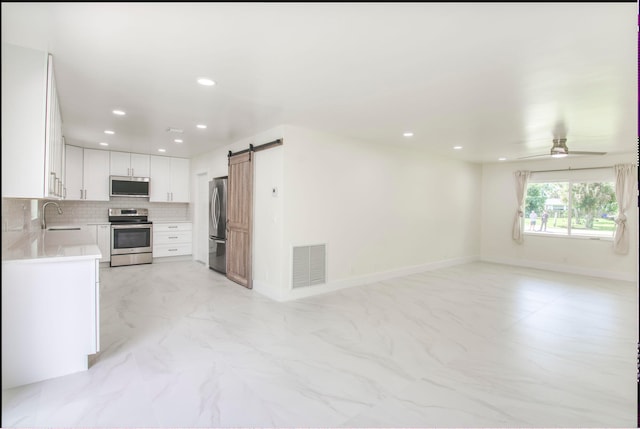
[2,261,637,428]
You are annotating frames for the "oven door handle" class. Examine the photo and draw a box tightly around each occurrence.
[111,224,152,229]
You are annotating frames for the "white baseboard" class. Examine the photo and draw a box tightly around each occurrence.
[480,256,636,282]
[252,280,285,302]
[273,255,480,302]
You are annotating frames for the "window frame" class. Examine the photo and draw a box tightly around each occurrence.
[522,169,617,241]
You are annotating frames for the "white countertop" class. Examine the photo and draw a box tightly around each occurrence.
[2,229,102,263]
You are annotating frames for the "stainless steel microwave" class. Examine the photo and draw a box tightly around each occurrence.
[110,176,150,198]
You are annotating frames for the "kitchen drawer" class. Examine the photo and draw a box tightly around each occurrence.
[153,230,191,245]
[153,243,192,257]
[153,222,192,232]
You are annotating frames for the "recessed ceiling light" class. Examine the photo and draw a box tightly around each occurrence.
[99,142,109,146]
[453,146,463,150]
[158,148,166,153]
[498,157,507,161]
[196,124,207,129]
[403,132,414,137]
[174,139,183,143]
[112,110,126,116]
[197,78,215,86]
[104,130,115,135]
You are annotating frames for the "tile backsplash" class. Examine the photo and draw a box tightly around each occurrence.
[2,197,191,231]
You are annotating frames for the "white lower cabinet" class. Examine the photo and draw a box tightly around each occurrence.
[86,224,110,263]
[94,224,111,263]
[153,222,192,257]
[1,257,100,389]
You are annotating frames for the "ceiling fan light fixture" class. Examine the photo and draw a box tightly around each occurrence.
[550,138,569,158]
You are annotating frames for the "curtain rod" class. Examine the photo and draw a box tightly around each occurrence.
[228,138,283,158]
[530,166,615,174]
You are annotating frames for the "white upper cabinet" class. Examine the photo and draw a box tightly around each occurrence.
[109,152,131,176]
[149,156,172,202]
[110,151,150,177]
[83,149,110,201]
[65,145,110,201]
[149,155,190,203]
[46,66,64,198]
[169,157,190,202]
[2,43,64,199]
[65,145,84,200]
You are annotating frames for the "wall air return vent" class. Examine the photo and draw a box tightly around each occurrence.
[292,244,326,288]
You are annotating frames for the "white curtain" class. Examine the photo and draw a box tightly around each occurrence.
[512,170,530,243]
[613,164,636,254]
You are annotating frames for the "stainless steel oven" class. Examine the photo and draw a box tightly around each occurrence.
[109,208,153,267]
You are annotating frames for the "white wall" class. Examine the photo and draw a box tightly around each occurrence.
[190,126,285,299]
[480,152,638,281]
[252,146,284,300]
[190,124,482,301]
[190,126,285,180]
[280,125,482,300]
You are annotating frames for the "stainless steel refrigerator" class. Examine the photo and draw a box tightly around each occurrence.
[209,176,227,274]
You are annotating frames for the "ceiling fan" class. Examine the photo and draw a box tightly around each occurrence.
[517,137,607,159]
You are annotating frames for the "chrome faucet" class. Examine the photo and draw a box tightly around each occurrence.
[41,201,63,229]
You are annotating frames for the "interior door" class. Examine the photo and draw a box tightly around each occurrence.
[226,152,253,288]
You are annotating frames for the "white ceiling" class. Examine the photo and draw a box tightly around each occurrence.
[1,3,636,163]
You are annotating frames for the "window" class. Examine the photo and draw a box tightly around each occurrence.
[524,169,617,239]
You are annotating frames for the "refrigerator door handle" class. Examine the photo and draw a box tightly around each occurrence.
[213,187,220,231]
[215,187,221,230]
[210,187,217,231]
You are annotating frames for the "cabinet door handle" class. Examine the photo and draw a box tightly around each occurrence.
[169,236,178,239]
[50,172,56,194]
[168,248,177,252]
[63,187,66,199]
[131,168,134,176]
[168,225,178,229]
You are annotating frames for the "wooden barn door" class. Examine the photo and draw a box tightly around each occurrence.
[226,151,253,288]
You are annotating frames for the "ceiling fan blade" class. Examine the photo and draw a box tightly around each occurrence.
[516,153,548,159]
[569,150,607,155]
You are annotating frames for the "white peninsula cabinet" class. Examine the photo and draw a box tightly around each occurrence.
[65,145,110,201]
[153,222,192,257]
[87,223,111,263]
[110,151,150,177]
[1,229,101,389]
[1,43,64,199]
[149,156,190,202]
